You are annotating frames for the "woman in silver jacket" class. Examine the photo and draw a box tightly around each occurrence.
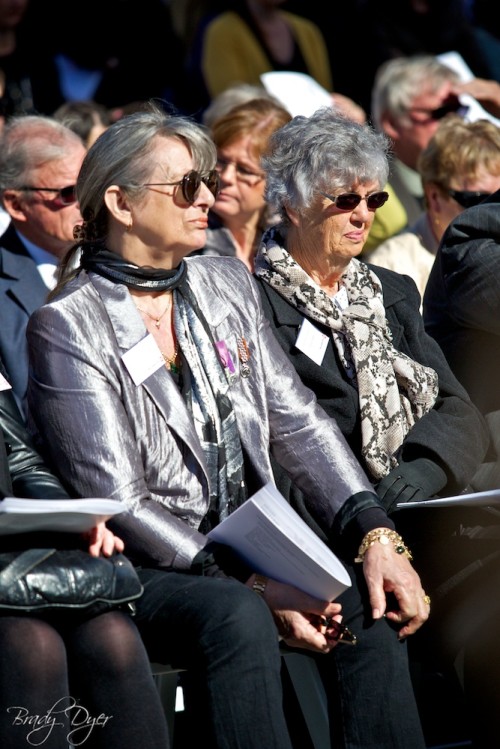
[26,103,428,749]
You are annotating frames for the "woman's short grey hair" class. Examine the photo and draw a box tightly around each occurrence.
[77,102,216,239]
[263,107,391,221]
[371,55,460,129]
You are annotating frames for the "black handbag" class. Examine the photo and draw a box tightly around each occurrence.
[0,548,144,616]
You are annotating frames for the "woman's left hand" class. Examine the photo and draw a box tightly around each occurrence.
[361,541,430,639]
[82,521,125,557]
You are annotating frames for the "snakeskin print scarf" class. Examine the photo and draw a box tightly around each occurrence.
[254,226,439,479]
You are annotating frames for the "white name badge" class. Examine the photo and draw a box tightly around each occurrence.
[121,334,165,386]
[295,317,329,366]
[0,373,12,391]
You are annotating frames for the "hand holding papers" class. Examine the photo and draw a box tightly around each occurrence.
[208,482,351,601]
[437,51,500,127]
[0,497,125,535]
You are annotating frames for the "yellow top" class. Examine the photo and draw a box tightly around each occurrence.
[201,10,333,98]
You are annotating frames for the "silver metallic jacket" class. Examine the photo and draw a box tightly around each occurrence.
[27,257,377,570]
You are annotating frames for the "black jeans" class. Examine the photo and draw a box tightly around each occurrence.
[134,568,293,749]
[316,561,426,749]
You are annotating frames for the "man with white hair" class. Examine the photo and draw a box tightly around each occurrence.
[0,115,85,419]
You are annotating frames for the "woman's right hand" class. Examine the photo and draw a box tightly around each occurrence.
[360,535,430,639]
[248,574,343,653]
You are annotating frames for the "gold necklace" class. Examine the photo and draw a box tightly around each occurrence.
[135,296,172,329]
[162,343,180,374]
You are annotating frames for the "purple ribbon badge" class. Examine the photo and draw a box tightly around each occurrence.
[215,340,236,374]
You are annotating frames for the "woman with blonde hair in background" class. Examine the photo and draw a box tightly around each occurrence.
[367,116,500,299]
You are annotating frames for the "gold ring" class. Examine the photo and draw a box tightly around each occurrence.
[423,595,431,606]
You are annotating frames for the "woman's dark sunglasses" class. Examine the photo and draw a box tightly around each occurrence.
[320,190,389,211]
[447,188,490,209]
[20,184,77,207]
[143,169,220,204]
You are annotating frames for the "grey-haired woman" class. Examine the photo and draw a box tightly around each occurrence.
[254,107,488,747]
[27,104,428,748]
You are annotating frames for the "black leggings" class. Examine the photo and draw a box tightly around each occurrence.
[0,610,169,749]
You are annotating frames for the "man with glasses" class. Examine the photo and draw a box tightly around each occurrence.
[371,55,469,230]
[371,55,500,236]
[0,115,86,420]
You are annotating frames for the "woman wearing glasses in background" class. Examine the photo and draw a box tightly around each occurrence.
[196,97,291,271]
[254,108,489,748]
[366,116,500,301]
[26,103,431,749]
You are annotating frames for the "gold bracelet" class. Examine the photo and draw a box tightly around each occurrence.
[354,529,412,564]
[252,574,268,596]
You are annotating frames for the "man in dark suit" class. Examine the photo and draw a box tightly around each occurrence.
[0,115,85,419]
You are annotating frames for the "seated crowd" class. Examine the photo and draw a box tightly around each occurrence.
[2,12,500,744]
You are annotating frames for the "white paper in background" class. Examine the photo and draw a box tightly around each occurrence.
[260,71,332,117]
[437,51,500,127]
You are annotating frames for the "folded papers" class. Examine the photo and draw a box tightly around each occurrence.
[0,497,124,535]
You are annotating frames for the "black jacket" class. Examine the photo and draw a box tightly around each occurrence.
[0,361,68,501]
[423,189,500,491]
[424,189,500,416]
[256,264,489,514]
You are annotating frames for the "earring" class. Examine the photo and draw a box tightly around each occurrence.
[125,219,132,233]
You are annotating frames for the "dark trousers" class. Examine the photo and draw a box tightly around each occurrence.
[134,568,293,749]
[316,561,426,749]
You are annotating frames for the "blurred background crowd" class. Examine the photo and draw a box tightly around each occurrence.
[1,0,500,126]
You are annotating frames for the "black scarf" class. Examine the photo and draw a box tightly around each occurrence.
[80,244,187,291]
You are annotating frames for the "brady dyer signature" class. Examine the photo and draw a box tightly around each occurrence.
[7,696,112,746]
